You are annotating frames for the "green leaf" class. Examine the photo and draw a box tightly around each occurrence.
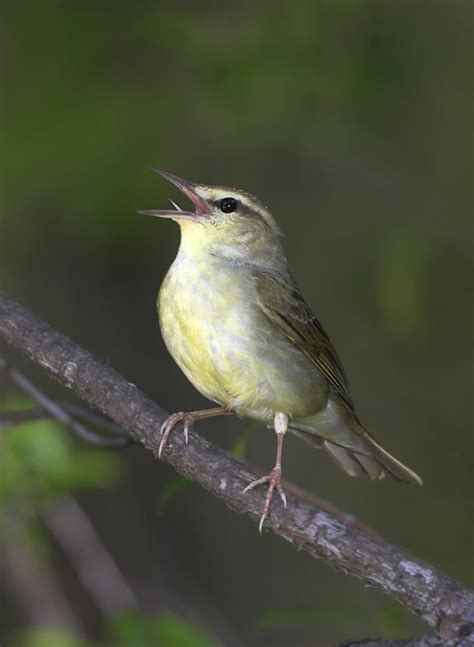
[109,611,218,647]
[11,628,92,647]
[0,419,123,505]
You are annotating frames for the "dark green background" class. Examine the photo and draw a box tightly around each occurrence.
[1,2,472,646]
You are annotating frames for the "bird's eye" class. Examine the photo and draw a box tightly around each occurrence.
[219,197,238,213]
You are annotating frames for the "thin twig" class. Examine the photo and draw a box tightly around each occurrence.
[43,495,138,616]
[0,359,131,447]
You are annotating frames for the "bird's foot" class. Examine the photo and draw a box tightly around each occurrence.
[159,411,195,457]
[243,466,287,533]
[158,407,231,458]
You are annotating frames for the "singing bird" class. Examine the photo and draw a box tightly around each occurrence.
[140,170,422,531]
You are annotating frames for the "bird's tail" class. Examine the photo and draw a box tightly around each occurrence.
[290,420,422,486]
[324,434,423,485]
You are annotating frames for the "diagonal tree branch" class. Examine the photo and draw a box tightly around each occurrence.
[0,291,473,647]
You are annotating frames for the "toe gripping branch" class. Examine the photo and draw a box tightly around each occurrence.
[158,407,231,457]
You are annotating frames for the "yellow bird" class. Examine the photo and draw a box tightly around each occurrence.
[140,169,422,531]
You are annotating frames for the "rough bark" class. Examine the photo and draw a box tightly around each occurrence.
[1,291,473,647]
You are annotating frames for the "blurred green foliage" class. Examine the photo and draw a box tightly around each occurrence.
[11,628,91,647]
[110,611,218,647]
[0,407,123,508]
[11,612,218,647]
[3,1,469,250]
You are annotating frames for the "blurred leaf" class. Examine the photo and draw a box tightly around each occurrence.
[0,419,123,505]
[110,611,218,647]
[158,475,191,514]
[11,628,92,647]
[230,428,250,459]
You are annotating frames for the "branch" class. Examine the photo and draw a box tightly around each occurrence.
[339,638,441,647]
[1,291,473,646]
[43,495,138,616]
[0,359,131,447]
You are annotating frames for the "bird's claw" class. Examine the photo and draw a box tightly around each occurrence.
[158,412,194,458]
[243,466,287,533]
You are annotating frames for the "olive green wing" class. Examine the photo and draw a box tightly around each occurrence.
[255,271,354,411]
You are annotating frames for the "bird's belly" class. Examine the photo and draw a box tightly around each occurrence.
[158,260,327,422]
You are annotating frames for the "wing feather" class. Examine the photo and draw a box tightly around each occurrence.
[254,271,354,411]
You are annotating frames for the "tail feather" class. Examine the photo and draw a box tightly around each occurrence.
[324,441,385,480]
[323,436,421,484]
[353,450,386,480]
[324,442,363,477]
[290,423,422,486]
[361,434,423,485]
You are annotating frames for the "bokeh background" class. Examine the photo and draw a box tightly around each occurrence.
[1,2,472,646]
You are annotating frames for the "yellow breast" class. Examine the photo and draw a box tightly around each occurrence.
[158,251,326,422]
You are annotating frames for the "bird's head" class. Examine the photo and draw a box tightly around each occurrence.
[139,169,283,264]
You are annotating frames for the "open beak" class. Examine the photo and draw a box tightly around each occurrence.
[138,169,210,220]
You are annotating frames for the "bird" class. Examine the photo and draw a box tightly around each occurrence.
[139,169,422,532]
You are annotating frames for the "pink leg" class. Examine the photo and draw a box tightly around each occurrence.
[243,412,288,532]
[159,406,231,457]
